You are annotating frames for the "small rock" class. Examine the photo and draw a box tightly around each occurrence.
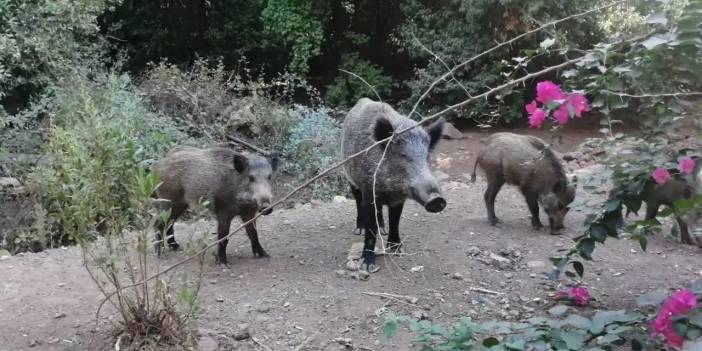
[374,306,387,316]
[198,336,218,351]
[451,273,464,280]
[332,196,347,203]
[256,305,271,313]
[347,242,364,261]
[215,297,224,303]
[410,265,424,273]
[351,270,370,280]
[466,246,482,256]
[335,269,346,278]
[283,302,291,308]
[441,122,464,140]
[0,249,11,259]
[54,312,66,319]
[346,260,359,272]
[47,337,60,345]
[311,199,324,206]
[489,253,512,270]
[0,177,21,188]
[411,310,430,320]
[233,324,250,341]
[28,340,40,347]
[526,260,546,269]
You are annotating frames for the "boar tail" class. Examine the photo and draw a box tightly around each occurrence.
[471,153,482,183]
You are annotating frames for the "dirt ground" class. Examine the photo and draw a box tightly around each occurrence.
[1,125,701,351]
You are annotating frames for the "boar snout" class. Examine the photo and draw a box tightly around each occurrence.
[411,178,446,213]
[258,199,273,215]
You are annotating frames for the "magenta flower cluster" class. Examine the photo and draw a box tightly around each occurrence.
[651,157,697,185]
[556,286,591,306]
[651,289,698,349]
[525,81,590,128]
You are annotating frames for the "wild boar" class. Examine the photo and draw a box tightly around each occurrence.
[342,98,446,271]
[153,145,278,264]
[471,132,576,234]
[644,155,701,245]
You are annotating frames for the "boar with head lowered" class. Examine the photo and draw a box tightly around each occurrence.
[471,132,576,234]
[642,155,701,246]
[153,145,279,264]
[342,98,446,271]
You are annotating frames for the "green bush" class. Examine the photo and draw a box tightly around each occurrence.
[25,73,190,250]
[325,52,394,108]
[282,105,346,200]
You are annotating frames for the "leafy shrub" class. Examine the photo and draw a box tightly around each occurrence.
[385,281,702,350]
[26,73,190,250]
[325,52,394,109]
[139,58,316,150]
[282,105,346,200]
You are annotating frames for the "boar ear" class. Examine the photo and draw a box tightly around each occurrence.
[268,152,280,173]
[233,154,249,173]
[425,117,445,150]
[373,117,394,142]
[553,179,566,193]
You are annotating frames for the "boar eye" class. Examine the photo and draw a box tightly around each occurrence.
[249,175,255,183]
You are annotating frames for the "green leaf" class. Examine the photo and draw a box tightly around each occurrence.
[590,310,642,334]
[549,305,568,316]
[642,35,670,49]
[384,319,398,338]
[561,331,585,350]
[636,290,668,306]
[572,261,585,278]
[589,224,607,243]
[483,337,500,347]
[597,333,621,345]
[576,238,596,260]
[563,314,592,329]
[505,338,525,350]
[686,327,701,340]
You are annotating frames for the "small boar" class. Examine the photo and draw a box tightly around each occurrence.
[471,132,576,234]
[644,155,701,246]
[342,98,446,271]
[153,145,279,264]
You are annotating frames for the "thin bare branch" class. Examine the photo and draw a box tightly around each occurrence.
[600,90,702,98]
[339,69,384,102]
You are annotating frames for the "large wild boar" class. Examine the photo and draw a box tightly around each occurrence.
[644,155,701,246]
[342,98,446,271]
[153,145,279,264]
[471,132,576,234]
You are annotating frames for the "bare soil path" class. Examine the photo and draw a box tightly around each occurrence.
[1,126,700,351]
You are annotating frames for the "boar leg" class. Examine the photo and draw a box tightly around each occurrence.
[360,189,380,272]
[241,211,269,257]
[484,177,504,225]
[645,201,660,220]
[352,184,385,235]
[387,201,405,253]
[215,212,234,265]
[154,202,187,255]
[522,190,544,229]
[676,217,695,245]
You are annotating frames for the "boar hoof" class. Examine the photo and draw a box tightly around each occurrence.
[168,242,181,251]
[253,248,269,258]
[378,227,387,236]
[360,250,380,273]
[488,216,500,226]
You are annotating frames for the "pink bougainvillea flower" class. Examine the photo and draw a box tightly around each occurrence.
[571,287,591,306]
[553,104,570,125]
[664,289,697,316]
[528,108,547,128]
[679,157,696,174]
[536,81,565,103]
[651,314,672,337]
[525,100,539,114]
[665,331,685,349]
[566,93,590,118]
[652,167,671,185]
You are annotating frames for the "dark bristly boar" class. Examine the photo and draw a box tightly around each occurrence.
[471,132,576,234]
[342,98,446,271]
[644,155,701,246]
[153,145,279,264]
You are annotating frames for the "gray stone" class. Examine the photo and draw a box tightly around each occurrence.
[332,195,347,203]
[489,253,512,270]
[527,260,546,269]
[198,336,219,351]
[434,171,450,182]
[441,122,464,140]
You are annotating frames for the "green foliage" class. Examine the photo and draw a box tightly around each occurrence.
[262,0,325,75]
[325,52,394,108]
[396,0,603,123]
[282,105,346,200]
[0,0,119,118]
[385,282,702,350]
[27,73,189,250]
